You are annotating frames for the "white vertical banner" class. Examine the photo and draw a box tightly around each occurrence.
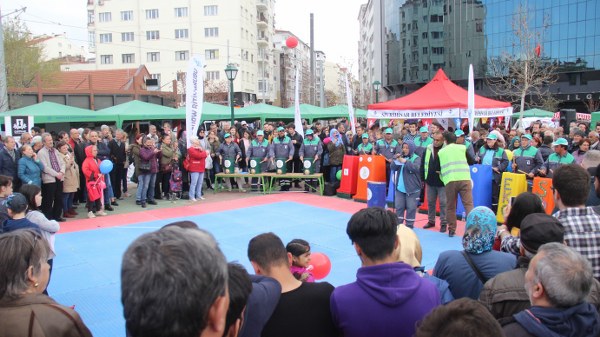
[294,67,304,137]
[345,73,356,135]
[467,64,475,134]
[185,55,205,148]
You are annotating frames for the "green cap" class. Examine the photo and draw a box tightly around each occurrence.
[419,126,429,133]
[454,130,465,137]
[486,133,498,140]
[362,133,369,139]
[224,133,231,138]
[384,128,393,134]
[277,126,285,132]
[521,134,532,140]
[256,130,264,136]
[305,129,314,135]
[553,137,568,146]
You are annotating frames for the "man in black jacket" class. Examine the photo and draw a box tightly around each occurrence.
[0,136,21,190]
[286,124,303,188]
[109,129,127,200]
[420,131,447,232]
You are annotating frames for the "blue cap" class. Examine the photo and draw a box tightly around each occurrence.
[305,129,314,135]
[277,126,285,132]
[419,126,429,133]
[486,133,498,140]
[454,130,465,137]
[384,128,393,134]
[256,130,264,136]
[224,133,231,138]
[362,133,369,139]
[553,138,568,146]
[521,134,532,140]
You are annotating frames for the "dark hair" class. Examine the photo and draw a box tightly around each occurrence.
[531,135,542,147]
[346,208,398,261]
[0,229,50,300]
[121,227,228,337]
[505,192,545,230]
[415,298,503,337]
[19,184,42,211]
[443,131,456,144]
[223,263,252,337]
[543,135,553,145]
[286,239,310,257]
[247,232,288,272]
[0,175,13,189]
[55,140,68,151]
[553,164,591,207]
[161,221,199,230]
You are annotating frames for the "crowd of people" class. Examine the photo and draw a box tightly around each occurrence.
[1,118,600,336]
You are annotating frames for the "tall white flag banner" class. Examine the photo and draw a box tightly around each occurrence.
[345,74,356,135]
[186,56,205,148]
[467,64,475,134]
[294,68,304,137]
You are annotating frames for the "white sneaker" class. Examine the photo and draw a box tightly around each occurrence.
[239,188,247,193]
[199,196,205,200]
[97,210,108,216]
[189,198,197,202]
[87,211,96,218]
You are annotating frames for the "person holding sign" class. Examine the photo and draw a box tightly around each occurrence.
[391,142,421,229]
[299,129,323,192]
[269,127,294,191]
[246,130,270,192]
[511,134,543,190]
[375,128,402,188]
[476,133,509,212]
[538,138,575,178]
[217,133,246,192]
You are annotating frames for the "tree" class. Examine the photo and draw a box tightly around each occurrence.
[325,89,338,107]
[4,18,60,108]
[486,4,558,127]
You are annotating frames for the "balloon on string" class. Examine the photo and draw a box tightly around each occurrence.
[286,36,298,49]
[99,160,114,174]
[310,252,331,280]
[336,170,342,181]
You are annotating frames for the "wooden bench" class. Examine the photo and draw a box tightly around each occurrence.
[262,173,325,195]
[214,172,268,194]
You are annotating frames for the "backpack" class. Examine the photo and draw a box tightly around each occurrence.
[169,164,183,192]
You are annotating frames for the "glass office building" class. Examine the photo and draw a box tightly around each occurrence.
[383,0,600,110]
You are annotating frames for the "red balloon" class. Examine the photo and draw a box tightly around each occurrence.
[310,252,331,280]
[286,36,298,49]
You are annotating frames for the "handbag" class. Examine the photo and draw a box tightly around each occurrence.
[461,251,488,284]
[205,154,213,170]
[160,161,173,173]
[139,160,151,172]
[183,155,190,171]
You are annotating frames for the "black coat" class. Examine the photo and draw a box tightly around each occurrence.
[0,147,20,182]
[108,139,127,166]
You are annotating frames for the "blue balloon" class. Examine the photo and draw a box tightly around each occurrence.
[99,160,114,174]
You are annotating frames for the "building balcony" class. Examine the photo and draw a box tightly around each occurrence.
[257,0,268,11]
[257,36,269,46]
[257,15,269,28]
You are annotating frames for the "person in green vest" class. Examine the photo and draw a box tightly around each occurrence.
[414,126,433,157]
[511,134,544,190]
[376,128,402,187]
[356,133,374,155]
[299,129,323,192]
[438,131,475,237]
[420,131,448,232]
[475,133,509,212]
[391,142,421,228]
[455,129,476,163]
[538,138,575,179]
[246,130,271,191]
[269,126,294,191]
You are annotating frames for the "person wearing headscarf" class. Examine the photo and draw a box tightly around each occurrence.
[326,128,345,183]
[433,206,517,299]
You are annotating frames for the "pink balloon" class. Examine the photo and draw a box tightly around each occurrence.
[310,252,331,280]
[286,36,298,49]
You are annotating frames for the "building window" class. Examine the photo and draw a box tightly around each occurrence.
[147,52,160,62]
[204,5,218,16]
[422,32,428,39]
[432,31,444,39]
[100,55,113,64]
[568,73,577,86]
[430,15,443,23]
[205,27,219,37]
[175,50,189,61]
[175,29,189,39]
[121,32,134,42]
[433,63,445,70]
[99,33,112,43]
[98,12,111,22]
[174,7,188,17]
[146,30,160,40]
[206,71,220,80]
[88,32,95,48]
[432,47,444,54]
[205,49,219,60]
[121,10,133,21]
[87,10,94,24]
[122,53,135,64]
[146,9,159,19]
[423,63,429,70]
[151,73,161,86]
[423,47,428,54]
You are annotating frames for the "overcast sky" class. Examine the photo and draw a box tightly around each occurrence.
[2,0,365,69]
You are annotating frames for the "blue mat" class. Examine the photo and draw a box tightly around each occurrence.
[49,201,461,337]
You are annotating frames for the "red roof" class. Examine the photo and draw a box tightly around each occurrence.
[43,66,150,91]
[368,69,510,110]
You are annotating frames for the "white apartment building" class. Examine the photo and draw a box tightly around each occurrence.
[273,30,313,108]
[358,0,386,106]
[86,0,276,105]
[31,34,86,62]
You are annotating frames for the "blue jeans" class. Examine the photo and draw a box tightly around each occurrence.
[136,173,151,202]
[330,165,341,183]
[103,173,114,203]
[189,172,205,199]
[62,192,74,212]
[395,190,419,228]
[146,173,157,201]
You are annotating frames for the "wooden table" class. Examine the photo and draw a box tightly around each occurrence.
[262,173,325,195]
[214,173,268,194]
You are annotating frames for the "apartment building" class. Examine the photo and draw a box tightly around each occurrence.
[86,0,276,105]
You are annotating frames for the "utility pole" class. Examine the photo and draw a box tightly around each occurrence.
[309,13,315,105]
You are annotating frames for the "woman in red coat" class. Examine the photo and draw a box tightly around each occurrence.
[81,145,106,218]
[187,136,207,201]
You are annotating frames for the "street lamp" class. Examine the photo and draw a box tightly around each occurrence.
[373,80,381,103]
[224,63,238,125]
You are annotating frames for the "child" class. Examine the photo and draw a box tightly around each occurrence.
[286,239,314,282]
[1,193,39,233]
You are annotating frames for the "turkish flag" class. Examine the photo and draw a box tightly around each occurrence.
[535,44,541,57]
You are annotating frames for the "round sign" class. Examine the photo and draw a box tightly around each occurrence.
[276,160,284,168]
[303,160,311,168]
[367,188,372,201]
[359,167,370,180]
[367,156,373,162]
[472,167,478,173]
[250,169,256,174]
[224,160,232,168]
[250,160,257,168]
[304,169,310,174]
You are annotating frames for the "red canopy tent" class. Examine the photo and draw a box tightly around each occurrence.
[367,69,512,120]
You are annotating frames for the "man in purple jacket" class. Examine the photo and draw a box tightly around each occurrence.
[330,207,441,337]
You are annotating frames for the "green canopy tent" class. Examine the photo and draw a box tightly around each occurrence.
[511,108,554,120]
[177,102,234,122]
[99,100,182,128]
[2,101,118,125]
[235,103,291,123]
[323,105,367,119]
[285,104,331,123]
